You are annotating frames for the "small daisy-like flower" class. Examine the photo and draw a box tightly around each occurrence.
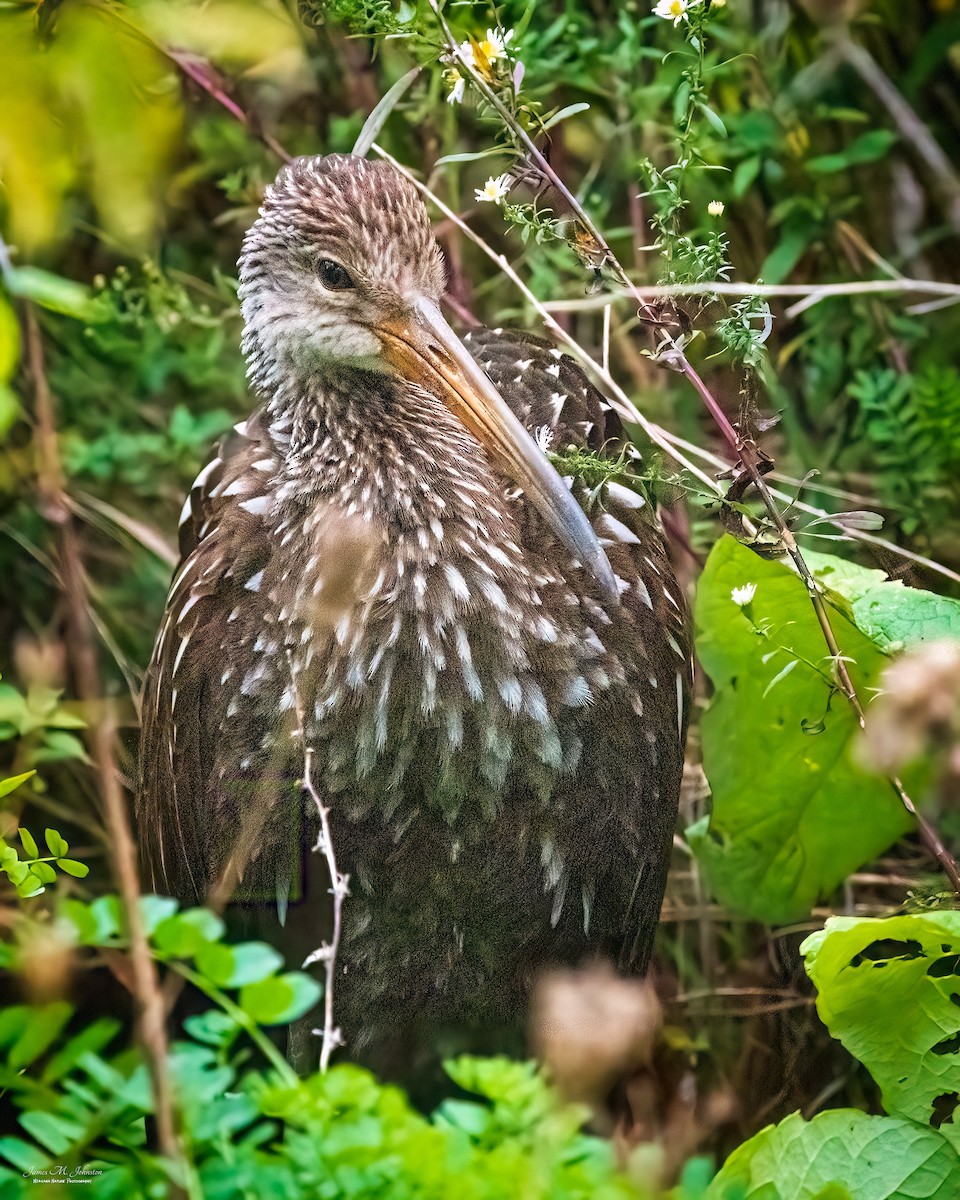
[455,39,477,68]
[445,69,465,105]
[708,199,725,216]
[455,28,515,75]
[481,27,514,63]
[653,0,702,27]
[475,174,511,204]
[533,424,555,452]
[731,582,757,607]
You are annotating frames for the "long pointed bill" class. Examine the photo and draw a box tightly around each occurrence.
[376,297,618,605]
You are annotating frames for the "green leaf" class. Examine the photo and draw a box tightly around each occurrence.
[434,148,514,166]
[709,1110,960,1199]
[55,858,89,878]
[0,771,35,800]
[31,861,56,884]
[42,1016,120,1084]
[0,1135,50,1173]
[19,1109,84,1157]
[5,859,29,886]
[138,894,179,934]
[542,102,591,132]
[34,730,90,765]
[758,226,810,284]
[805,550,960,652]
[153,907,225,958]
[807,128,899,174]
[8,1001,72,1070]
[17,827,38,858]
[60,895,122,944]
[689,536,915,923]
[696,101,727,137]
[0,294,19,383]
[0,1006,29,1047]
[3,266,97,320]
[43,829,68,858]
[16,871,45,898]
[196,940,285,988]
[350,65,420,157]
[182,1009,241,1048]
[239,972,322,1025]
[802,913,960,1146]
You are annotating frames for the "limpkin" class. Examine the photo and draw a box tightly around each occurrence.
[138,154,692,1072]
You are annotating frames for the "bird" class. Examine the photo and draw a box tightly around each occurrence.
[137,153,692,1076]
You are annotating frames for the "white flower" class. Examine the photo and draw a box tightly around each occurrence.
[482,27,514,63]
[455,28,515,72]
[455,39,477,68]
[475,174,511,205]
[731,582,757,607]
[445,70,465,105]
[653,0,702,27]
[708,199,725,216]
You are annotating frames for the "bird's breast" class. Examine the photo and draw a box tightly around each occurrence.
[264,487,626,826]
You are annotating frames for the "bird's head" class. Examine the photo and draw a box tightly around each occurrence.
[239,155,446,371]
[238,154,617,603]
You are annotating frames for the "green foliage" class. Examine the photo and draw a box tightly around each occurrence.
[806,550,960,653]
[0,680,88,769]
[0,823,89,899]
[0,0,306,250]
[689,536,919,923]
[802,913,960,1147]
[711,912,960,1198]
[847,366,960,538]
[0,896,662,1199]
[709,1110,960,1200]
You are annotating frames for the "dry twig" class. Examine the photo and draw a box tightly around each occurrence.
[25,310,191,1194]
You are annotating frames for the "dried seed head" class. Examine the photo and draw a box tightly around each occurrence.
[860,640,960,773]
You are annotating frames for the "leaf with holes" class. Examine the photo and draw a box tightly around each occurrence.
[802,913,960,1147]
[689,536,917,923]
[708,1110,960,1199]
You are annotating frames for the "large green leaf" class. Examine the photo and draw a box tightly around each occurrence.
[690,536,913,923]
[802,913,960,1146]
[709,1110,960,1200]
[806,550,960,652]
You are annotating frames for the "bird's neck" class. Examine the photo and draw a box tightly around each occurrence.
[262,367,534,604]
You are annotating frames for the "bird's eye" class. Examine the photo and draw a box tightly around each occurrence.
[317,259,354,291]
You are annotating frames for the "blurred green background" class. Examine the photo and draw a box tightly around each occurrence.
[3,0,960,1154]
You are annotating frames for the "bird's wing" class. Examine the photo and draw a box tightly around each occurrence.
[466,327,692,973]
[464,327,617,452]
[137,414,279,902]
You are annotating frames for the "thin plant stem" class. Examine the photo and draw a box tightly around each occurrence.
[26,311,195,1194]
[286,661,349,1072]
[170,963,298,1085]
[423,5,960,891]
[540,277,960,316]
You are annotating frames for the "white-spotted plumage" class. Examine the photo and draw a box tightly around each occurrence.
[137,155,692,1069]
